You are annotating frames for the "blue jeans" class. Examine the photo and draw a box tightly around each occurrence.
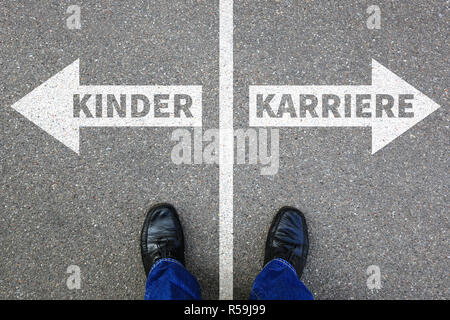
[144,258,313,300]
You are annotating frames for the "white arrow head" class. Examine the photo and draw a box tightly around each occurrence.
[371,59,441,154]
[11,59,81,154]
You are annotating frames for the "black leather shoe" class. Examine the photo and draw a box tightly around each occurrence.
[140,203,185,276]
[264,206,309,279]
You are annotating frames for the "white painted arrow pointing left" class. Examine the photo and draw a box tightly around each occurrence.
[12,59,82,153]
[11,59,202,154]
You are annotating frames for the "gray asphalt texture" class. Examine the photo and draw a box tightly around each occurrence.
[0,0,449,300]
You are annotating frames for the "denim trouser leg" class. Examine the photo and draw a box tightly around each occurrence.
[249,258,314,300]
[145,257,312,300]
[144,258,202,300]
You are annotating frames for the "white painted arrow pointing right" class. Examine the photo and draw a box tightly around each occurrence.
[370,59,441,153]
[249,59,442,154]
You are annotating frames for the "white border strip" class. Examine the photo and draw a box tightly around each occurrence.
[219,0,234,300]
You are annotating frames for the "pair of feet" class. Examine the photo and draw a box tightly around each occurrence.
[140,204,309,279]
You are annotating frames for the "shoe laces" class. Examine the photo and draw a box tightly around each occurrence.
[156,238,176,258]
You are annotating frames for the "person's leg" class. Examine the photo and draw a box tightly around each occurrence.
[141,203,202,300]
[250,206,313,300]
[250,259,313,300]
[144,258,201,300]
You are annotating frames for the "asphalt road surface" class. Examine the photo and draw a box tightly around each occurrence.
[0,0,448,299]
